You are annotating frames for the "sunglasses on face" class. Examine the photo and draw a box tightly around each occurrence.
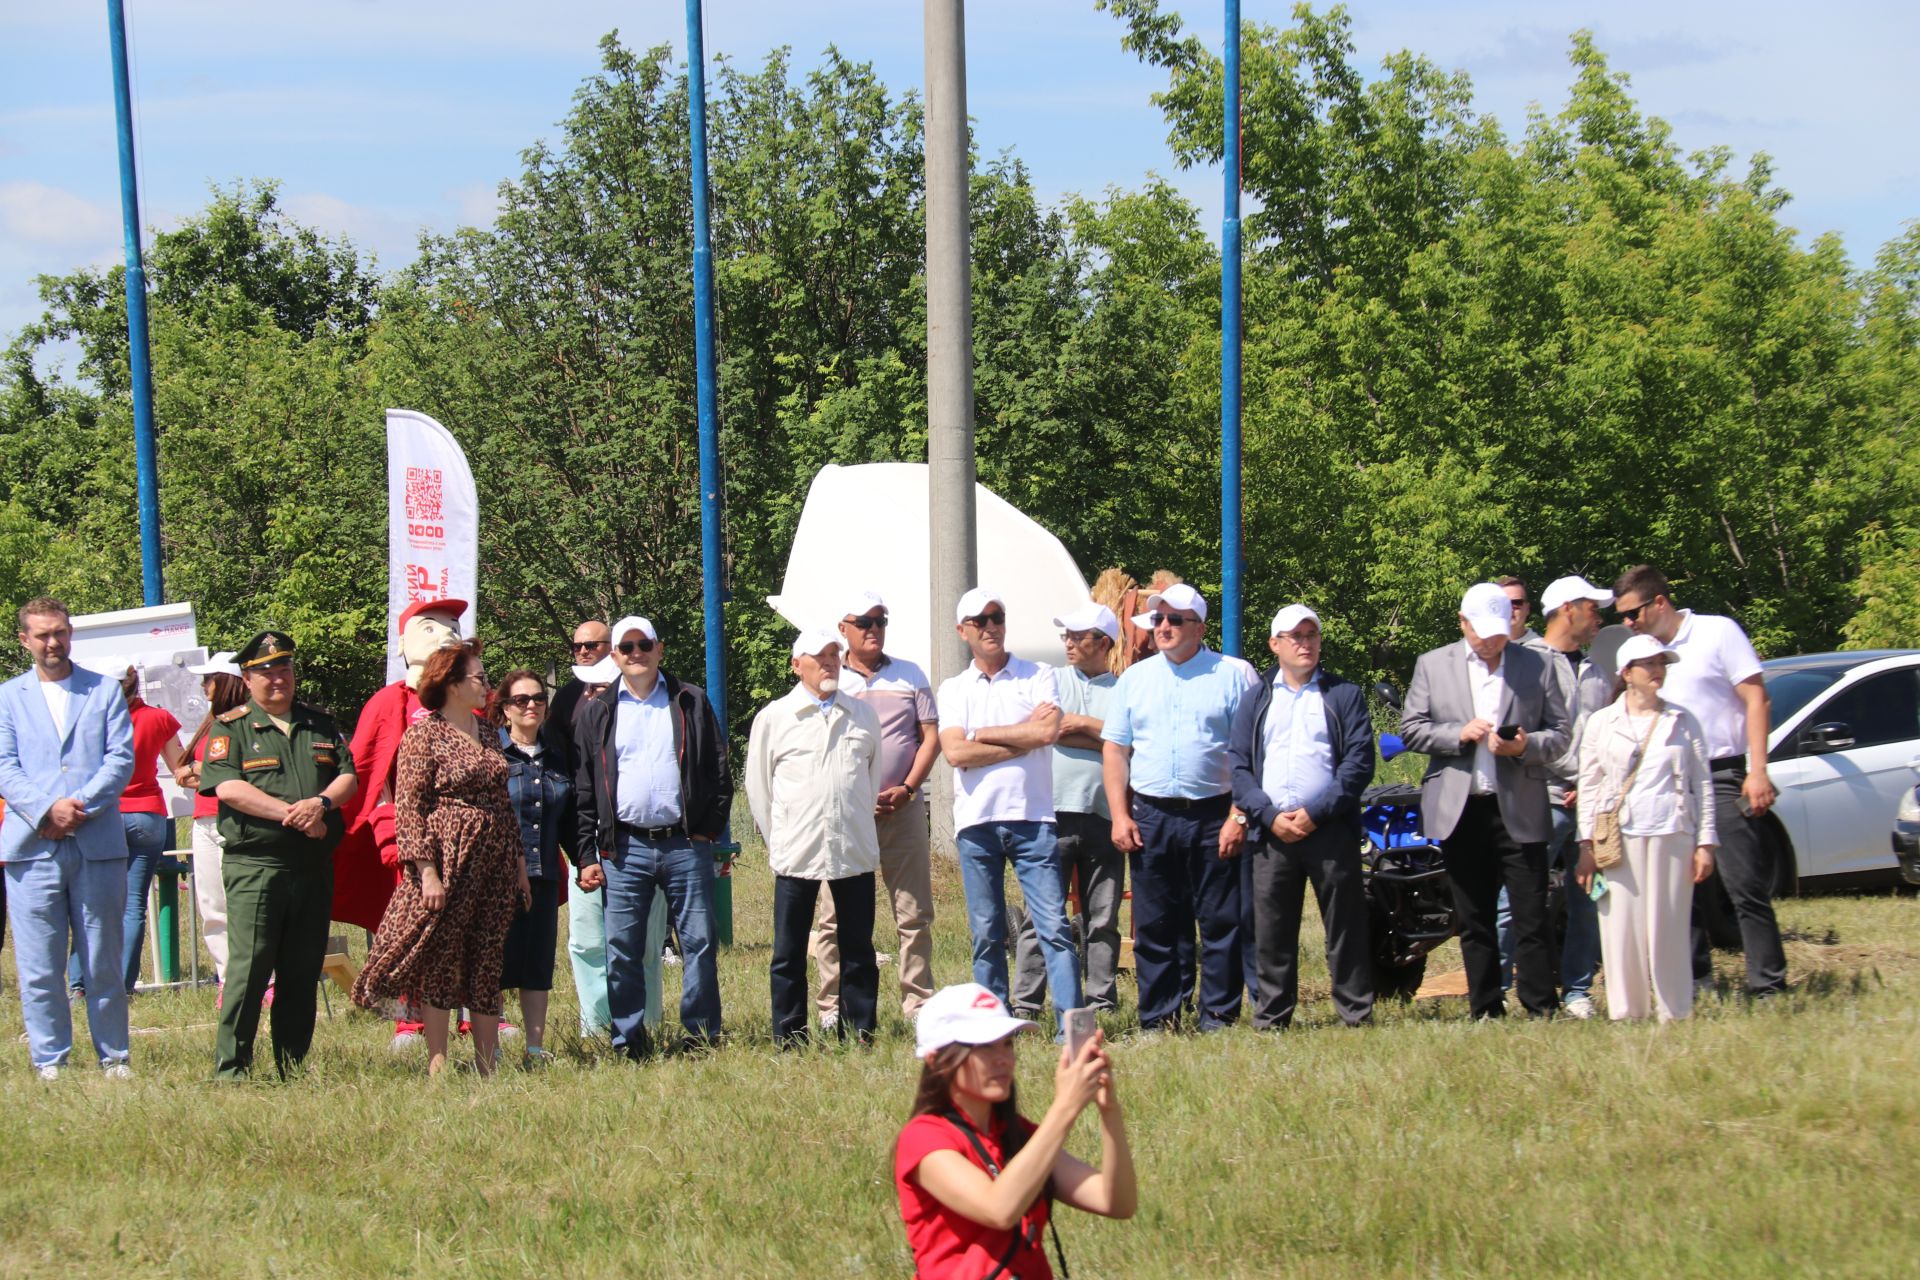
[845,615,889,631]
[503,693,549,709]
[1150,612,1197,628]
[965,611,1006,628]
[571,639,609,652]
[1061,630,1109,645]
[617,638,657,655]
[1505,597,1530,612]
[1617,601,1653,622]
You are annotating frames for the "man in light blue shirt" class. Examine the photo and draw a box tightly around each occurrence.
[615,672,682,828]
[1101,584,1256,1031]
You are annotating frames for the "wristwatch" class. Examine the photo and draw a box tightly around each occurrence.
[1230,811,1248,827]
[317,795,334,812]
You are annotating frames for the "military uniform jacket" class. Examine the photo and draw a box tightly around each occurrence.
[198,700,354,857]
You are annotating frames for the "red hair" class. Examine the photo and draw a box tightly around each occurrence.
[417,639,483,711]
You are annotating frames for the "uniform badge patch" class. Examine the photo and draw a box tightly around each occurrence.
[207,737,230,761]
[241,756,281,771]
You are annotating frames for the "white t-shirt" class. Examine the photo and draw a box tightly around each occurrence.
[934,655,1058,831]
[1658,610,1765,762]
[38,674,73,740]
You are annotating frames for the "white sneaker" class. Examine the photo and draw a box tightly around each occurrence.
[102,1063,133,1080]
[35,1064,60,1082]
[1562,995,1596,1020]
[662,948,681,967]
[818,1010,839,1033]
[389,1031,424,1054]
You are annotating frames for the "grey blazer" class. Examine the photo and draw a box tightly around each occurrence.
[1398,639,1570,844]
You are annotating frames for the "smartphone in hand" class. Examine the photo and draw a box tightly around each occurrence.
[1496,724,1521,741]
[1064,1007,1098,1059]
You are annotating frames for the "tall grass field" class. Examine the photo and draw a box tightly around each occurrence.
[3,818,1917,1278]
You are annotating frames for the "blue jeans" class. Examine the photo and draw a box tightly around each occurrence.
[68,811,169,994]
[955,821,1081,1016]
[6,848,130,1068]
[602,830,721,1054]
[1552,805,1600,1002]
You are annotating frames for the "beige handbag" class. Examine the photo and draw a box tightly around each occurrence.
[1592,712,1658,870]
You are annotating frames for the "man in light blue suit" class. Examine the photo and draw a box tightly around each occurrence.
[0,596,136,1079]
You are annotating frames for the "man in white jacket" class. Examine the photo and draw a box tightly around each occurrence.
[746,629,884,1045]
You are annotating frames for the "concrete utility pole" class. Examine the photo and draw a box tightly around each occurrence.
[924,0,977,858]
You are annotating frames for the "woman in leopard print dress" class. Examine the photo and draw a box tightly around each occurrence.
[354,642,530,1075]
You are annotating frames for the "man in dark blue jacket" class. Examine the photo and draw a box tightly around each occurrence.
[1229,605,1377,1028]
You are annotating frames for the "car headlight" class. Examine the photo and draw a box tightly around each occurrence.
[1900,786,1920,824]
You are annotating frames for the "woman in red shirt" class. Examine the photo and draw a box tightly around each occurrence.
[894,985,1136,1279]
[100,659,185,994]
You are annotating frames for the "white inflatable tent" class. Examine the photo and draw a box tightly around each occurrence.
[765,463,1092,672]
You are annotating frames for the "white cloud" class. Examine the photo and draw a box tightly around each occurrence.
[446,182,503,230]
[0,181,118,248]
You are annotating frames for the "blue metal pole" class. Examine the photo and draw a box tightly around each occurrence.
[1219,0,1243,658]
[685,0,736,942]
[107,0,163,608]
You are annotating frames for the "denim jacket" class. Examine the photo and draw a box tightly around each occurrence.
[501,730,575,880]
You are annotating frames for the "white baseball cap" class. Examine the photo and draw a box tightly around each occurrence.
[188,651,243,678]
[80,652,134,677]
[1269,604,1321,636]
[1541,575,1615,616]
[1132,582,1208,629]
[1615,634,1681,669]
[954,587,1005,625]
[1053,603,1120,642]
[841,590,887,620]
[790,628,845,659]
[610,615,658,645]
[914,983,1039,1059]
[1459,583,1513,640]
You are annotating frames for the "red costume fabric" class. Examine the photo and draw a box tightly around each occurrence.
[331,680,428,930]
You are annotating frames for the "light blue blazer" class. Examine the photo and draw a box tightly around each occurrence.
[0,666,135,863]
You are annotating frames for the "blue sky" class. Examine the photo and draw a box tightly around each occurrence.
[2,1,1915,349]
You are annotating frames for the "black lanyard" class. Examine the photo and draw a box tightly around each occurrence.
[939,1109,1071,1280]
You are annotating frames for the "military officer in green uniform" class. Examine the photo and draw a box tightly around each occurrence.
[197,631,357,1078]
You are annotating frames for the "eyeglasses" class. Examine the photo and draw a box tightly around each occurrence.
[463,669,490,685]
[845,615,889,631]
[1617,600,1653,622]
[1150,612,1198,628]
[503,693,549,708]
[570,639,609,653]
[964,611,1006,628]
[617,638,656,655]
[1275,629,1322,645]
[1061,630,1110,646]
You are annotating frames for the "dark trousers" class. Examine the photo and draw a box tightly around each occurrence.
[1249,822,1373,1028]
[1131,793,1242,1029]
[1443,795,1554,1018]
[216,853,331,1079]
[1010,810,1126,1011]
[771,873,877,1043]
[1691,766,1788,993]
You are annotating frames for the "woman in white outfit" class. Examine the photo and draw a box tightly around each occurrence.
[173,657,248,989]
[1575,634,1718,1021]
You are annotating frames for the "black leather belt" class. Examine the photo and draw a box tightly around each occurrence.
[618,821,682,841]
[1135,792,1230,811]
[1708,755,1746,773]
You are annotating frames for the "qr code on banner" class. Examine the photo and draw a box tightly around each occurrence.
[405,563,449,602]
[404,467,444,523]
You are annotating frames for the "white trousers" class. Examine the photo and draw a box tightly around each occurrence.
[1597,831,1696,1021]
[190,817,229,981]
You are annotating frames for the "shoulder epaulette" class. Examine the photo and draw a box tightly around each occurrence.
[217,706,250,723]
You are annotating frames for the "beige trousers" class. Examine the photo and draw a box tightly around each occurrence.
[812,795,935,1018]
[1597,830,1697,1021]
[190,816,230,981]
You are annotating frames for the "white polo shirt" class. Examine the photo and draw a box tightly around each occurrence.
[1658,609,1765,762]
[935,655,1058,832]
